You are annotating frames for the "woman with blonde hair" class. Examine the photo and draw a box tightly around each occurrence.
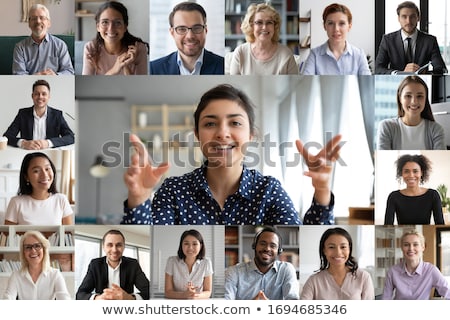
[229,3,298,75]
[382,229,450,299]
[3,230,71,299]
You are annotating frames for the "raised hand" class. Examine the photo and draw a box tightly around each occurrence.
[124,133,169,208]
[296,134,342,205]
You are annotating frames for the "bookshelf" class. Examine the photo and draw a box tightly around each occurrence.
[0,225,75,298]
[224,225,300,278]
[75,0,103,40]
[374,225,416,295]
[225,0,300,54]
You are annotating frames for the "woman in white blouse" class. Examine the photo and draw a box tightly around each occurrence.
[3,230,71,300]
[164,229,213,299]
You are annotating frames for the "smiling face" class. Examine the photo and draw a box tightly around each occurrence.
[401,161,422,188]
[399,82,426,120]
[323,234,350,269]
[252,11,275,42]
[96,8,127,45]
[103,233,125,265]
[170,10,206,59]
[196,99,253,168]
[32,85,50,113]
[254,231,279,268]
[28,7,51,41]
[324,12,351,44]
[401,234,424,262]
[182,235,201,259]
[398,7,419,35]
[26,156,54,194]
[23,235,44,267]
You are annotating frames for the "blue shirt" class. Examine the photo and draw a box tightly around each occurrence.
[12,33,74,75]
[302,41,371,75]
[224,259,299,300]
[121,164,334,225]
[177,49,204,75]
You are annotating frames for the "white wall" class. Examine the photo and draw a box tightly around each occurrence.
[0,0,75,35]
[300,0,375,70]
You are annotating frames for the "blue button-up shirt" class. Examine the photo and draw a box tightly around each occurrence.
[302,41,371,75]
[224,259,299,300]
[12,33,74,75]
[121,164,334,225]
[177,49,204,75]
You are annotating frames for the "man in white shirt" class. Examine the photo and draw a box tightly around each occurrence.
[3,79,74,149]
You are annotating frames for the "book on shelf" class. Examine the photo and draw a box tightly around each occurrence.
[52,253,73,272]
[0,232,7,247]
[225,250,238,266]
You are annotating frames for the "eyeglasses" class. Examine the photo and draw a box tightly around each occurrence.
[23,243,43,251]
[99,19,125,28]
[253,20,275,27]
[173,24,206,35]
[29,16,49,22]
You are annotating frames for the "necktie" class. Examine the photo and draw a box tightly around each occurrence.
[405,37,413,63]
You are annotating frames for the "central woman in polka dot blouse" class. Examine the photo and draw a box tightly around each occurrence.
[121,84,342,225]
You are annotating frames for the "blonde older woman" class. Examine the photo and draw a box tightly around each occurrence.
[229,3,298,75]
[3,230,71,300]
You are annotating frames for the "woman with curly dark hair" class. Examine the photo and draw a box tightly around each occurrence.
[82,1,149,75]
[300,227,374,300]
[384,154,444,224]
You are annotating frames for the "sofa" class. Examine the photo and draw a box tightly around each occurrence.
[0,34,74,75]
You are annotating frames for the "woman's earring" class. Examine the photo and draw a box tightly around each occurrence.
[26,181,30,186]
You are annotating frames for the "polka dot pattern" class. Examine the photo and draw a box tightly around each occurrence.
[121,165,335,225]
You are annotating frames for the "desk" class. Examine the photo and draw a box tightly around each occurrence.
[348,206,374,225]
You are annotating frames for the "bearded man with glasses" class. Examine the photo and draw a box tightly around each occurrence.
[150,1,224,75]
[12,4,74,75]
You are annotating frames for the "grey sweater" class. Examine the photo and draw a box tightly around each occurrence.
[377,117,446,150]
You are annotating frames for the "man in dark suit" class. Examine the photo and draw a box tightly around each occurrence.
[375,1,447,74]
[76,229,150,300]
[150,2,224,75]
[3,79,74,149]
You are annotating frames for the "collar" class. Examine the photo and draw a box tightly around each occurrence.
[321,41,353,57]
[250,258,279,274]
[33,106,48,119]
[402,260,424,275]
[401,29,418,42]
[176,49,204,75]
[106,257,123,271]
[191,162,252,200]
[31,32,49,45]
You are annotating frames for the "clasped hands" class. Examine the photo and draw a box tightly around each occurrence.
[109,42,138,75]
[94,284,135,300]
[21,139,49,150]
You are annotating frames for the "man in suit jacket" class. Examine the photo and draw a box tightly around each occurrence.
[3,79,74,149]
[150,2,224,75]
[375,1,447,74]
[76,229,150,300]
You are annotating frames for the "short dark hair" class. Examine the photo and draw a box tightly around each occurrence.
[177,229,205,260]
[19,152,58,195]
[395,154,432,183]
[318,227,358,276]
[169,2,207,27]
[396,76,434,121]
[194,84,257,136]
[102,229,125,244]
[252,226,282,254]
[322,3,353,24]
[397,1,420,16]
[32,79,50,92]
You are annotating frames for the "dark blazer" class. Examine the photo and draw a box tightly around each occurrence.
[150,49,224,75]
[3,106,75,147]
[375,29,447,74]
[76,256,150,300]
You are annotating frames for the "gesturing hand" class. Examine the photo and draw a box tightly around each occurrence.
[296,134,343,205]
[124,133,169,208]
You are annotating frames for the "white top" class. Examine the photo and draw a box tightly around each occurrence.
[399,119,427,149]
[3,268,71,300]
[230,42,298,75]
[300,269,375,300]
[165,256,213,292]
[5,193,73,225]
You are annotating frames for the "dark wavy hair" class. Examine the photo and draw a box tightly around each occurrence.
[177,229,205,260]
[194,84,257,136]
[90,1,149,70]
[395,154,432,184]
[318,227,358,276]
[19,152,58,195]
[397,76,435,121]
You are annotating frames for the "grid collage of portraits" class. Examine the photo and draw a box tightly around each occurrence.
[0,0,449,302]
